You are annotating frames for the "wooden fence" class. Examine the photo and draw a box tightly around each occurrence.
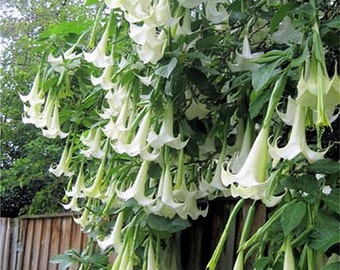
[0,213,88,270]
[1,201,267,270]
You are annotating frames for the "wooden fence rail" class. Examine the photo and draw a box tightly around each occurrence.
[0,213,88,270]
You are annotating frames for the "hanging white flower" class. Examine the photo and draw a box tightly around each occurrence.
[148,100,188,150]
[84,21,113,68]
[268,97,327,164]
[229,35,263,72]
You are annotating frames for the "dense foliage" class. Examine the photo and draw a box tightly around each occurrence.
[15,0,340,269]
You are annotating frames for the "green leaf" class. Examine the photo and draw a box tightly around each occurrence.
[252,60,281,93]
[155,58,178,79]
[249,88,271,119]
[147,214,191,234]
[309,227,340,252]
[323,262,340,270]
[323,188,340,214]
[280,201,306,236]
[305,159,340,175]
[270,3,298,32]
[309,212,340,252]
[323,17,340,30]
[50,254,77,270]
[39,21,92,39]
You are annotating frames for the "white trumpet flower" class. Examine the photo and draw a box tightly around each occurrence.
[148,101,188,149]
[205,0,229,25]
[103,97,131,140]
[91,65,115,90]
[97,211,124,253]
[19,72,44,105]
[49,144,74,177]
[62,196,82,212]
[229,35,263,72]
[115,110,159,160]
[48,43,82,73]
[84,140,109,198]
[221,127,280,206]
[269,97,327,164]
[116,160,155,206]
[65,164,86,198]
[84,21,113,68]
[42,101,69,139]
[80,128,105,159]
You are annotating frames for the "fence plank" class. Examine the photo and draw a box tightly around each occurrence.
[22,219,35,270]
[70,219,83,252]
[38,218,52,270]
[59,216,72,254]
[10,219,20,270]
[0,218,11,270]
[49,217,62,270]
[30,219,43,270]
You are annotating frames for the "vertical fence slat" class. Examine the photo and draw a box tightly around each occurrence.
[70,219,83,252]
[16,219,27,270]
[30,219,43,270]
[49,217,62,270]
[59,217,72,255]
[4,218,12,270]
[10,219,20,270]
[23,219,35,270]
[0,218,6,269]
[38,218,52,270]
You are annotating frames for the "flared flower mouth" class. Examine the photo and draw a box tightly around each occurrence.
[229,35,263,72]
[148,100,188,150]
[268,96,327,164]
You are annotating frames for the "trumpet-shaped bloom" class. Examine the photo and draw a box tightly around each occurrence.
[62,196,82,212]
[205,0,229,25]
[129,23,167,64]
[80,128,105,159]
[49,144,74,177]
[114,110,159,160]
[34,92,54,128]
[19,72,44,105]
[296,25,340,128]
[100,85,128,119]
[221,128,281,206]
[84,140,109,198]
[269,97,327,164]
[42,101,69,139]
[272,16,302,45]
[102,97,131,140]
[91,65,115,90]
[229,35,263,72]
[154,0,176,27]
[22,103,43,127]
[97,211,124,252]
[116,160,155,206]
[148,101,188,149]
[65,164,86,198]
[84,21,113,68]
[48,44,82,73]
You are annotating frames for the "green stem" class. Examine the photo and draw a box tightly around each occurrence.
[206,199,246,270]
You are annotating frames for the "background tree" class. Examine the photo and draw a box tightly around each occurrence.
[0,0,93,216]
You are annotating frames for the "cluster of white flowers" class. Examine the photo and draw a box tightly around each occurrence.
[19,1,339,269]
